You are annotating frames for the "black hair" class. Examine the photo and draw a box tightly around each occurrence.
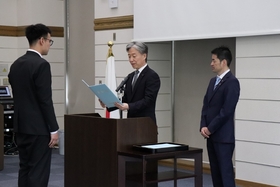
[25,23,51,46]
[211,46,232,67]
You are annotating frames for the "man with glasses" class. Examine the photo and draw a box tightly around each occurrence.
[8,23,59,187]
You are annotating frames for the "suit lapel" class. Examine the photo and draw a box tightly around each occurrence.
[131,65,149,93]
[208,71,232,103]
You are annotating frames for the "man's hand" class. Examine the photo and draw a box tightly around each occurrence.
[99,99,106,108]
[114,102,129,111]
[200,127,211,138]
[49,132,59,148]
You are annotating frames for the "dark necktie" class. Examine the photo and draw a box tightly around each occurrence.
[132,70,139,90]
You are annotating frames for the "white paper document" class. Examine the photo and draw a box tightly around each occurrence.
[141,143,181,149]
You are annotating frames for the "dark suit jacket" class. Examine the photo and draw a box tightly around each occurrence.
[122,65,160,124]
[8,51,59,135]
[200,71,240,143]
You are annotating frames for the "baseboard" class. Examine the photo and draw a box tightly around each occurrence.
[158,159,277,187]
[235,179,277,187]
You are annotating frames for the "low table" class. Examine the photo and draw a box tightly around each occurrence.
[118,147,203,187]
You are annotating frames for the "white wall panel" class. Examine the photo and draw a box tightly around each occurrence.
[236,35,280,186]
[236,120,280,145]
[158,127,172,142]
[95,61,133,78]
[95,77,105,85]
[52,77,65,89]
[236,57,280,78]
[0,37,17,48]
[156,111,171,128]
[45,49,65,62]
[95,29,133,45]
[236,141,280,167]
[156,95,171,111]
[158,78,171,94]
[134,0,280,42]
[95,44,128,61]
[51,63,65,76]
[95,62,105,77]
[49,37,65,49]
[16,48,65,63]
[236,100,280,123]
[17,0,64,26]
[57,116,64,129]
[0,0,17,25]
[95,0,133,19]
[148,61,171,77]
[236,35,280,57]
[147,43,171,60]
[52,90,65,103]
[236,161,280,186]
[0,49,18,62]
[17,37,29,48]
[239,79,280,100]
[54,103,65,117]
[115,61,134,77]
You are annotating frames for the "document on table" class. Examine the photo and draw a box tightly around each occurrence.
[141,143,181,149]
[82,80,121,108]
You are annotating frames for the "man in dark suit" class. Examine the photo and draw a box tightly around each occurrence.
[114,41,161,124]
[8,23,59,187]
[200,46,240,187]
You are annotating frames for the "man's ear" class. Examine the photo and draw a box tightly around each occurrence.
[143,53,147,61]
[222,59,227,66]
[38,37,44,46]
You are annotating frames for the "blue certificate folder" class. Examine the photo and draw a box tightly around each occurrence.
[82,80,121,108]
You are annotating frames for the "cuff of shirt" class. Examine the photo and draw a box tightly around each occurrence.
[50,131,58,134]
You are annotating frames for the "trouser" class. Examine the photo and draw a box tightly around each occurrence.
[16,133,52,187]
[207,138,235,187]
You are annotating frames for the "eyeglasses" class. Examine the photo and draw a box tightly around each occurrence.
[44,38,54,46]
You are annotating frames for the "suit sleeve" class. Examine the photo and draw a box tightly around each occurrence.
[34,60,59,132]
[200,79,212,131]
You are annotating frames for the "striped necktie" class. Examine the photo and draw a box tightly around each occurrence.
[214,77,221,90]
[132,70,139,90]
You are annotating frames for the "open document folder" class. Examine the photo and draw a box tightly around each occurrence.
[82,80,121,108]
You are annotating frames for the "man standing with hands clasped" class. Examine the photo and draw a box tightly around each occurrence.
[8,23,59,187]
[200,46,240,187]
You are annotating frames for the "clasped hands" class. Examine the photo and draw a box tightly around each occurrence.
[200,127,211,138]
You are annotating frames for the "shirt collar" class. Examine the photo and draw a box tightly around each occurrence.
[27,49,42,58]
[217,69,230,80]
[137,63,147,74]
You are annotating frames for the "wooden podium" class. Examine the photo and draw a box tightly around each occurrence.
[64,113,158,187]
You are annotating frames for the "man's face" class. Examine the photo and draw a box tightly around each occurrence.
[127,47,146,69]
[211,54,226,75]
[41,33,52,55]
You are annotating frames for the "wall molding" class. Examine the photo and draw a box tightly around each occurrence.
[94,15,133,31]
[0,25,64,37]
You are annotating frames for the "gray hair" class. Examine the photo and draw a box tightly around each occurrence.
[126,41,148,62]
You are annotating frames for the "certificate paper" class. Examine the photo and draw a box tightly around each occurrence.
[82,80,121,108]
[142,143,181,149]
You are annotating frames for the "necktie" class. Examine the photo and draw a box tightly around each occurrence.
[132,70,139,90]
[214,77,221,90]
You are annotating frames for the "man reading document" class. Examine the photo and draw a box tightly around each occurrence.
[100,41,160,124]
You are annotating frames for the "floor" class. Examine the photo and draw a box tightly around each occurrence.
[0,148,216,187]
